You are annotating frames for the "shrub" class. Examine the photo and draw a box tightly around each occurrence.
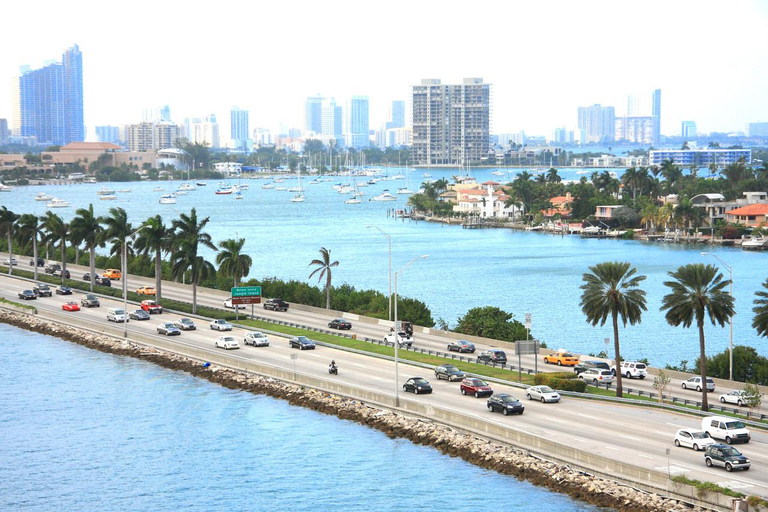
[534,372,586,392]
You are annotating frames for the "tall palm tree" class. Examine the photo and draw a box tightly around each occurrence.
[751,279,768,338]
[171,208,216,314]
[16,214,44,280]
[660,264,734,411]
[40,211,69,284]
[70,204,105,292]
[0,206,20,275]
[309,246,339,309]
[216,237,253,289]
[580,262,647,397]
[134,215,171,302]
[100,206,133,262]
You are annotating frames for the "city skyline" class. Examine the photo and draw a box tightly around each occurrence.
[1,0,767,139]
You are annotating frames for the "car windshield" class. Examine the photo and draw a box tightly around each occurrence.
[297,336,309,342]
[720,447,742,457]
[252,333,265,338]
[115,310,124,315]
[412,378,428,384]
[501,396,518,403]
[691,431,710,439]
[181,319,192,324]
[134,310,144,314]
[725,421,745,429]
[706,379,714,383]
[538,386,554,393]
[470,379,486,386]
[224,337,235,342]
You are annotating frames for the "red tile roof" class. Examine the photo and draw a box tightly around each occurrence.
[726,204,768,216]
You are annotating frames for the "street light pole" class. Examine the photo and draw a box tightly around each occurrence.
[124,225,148,339]
[393,255,428,407]
[701,252,733,380]
[366,225,392,321]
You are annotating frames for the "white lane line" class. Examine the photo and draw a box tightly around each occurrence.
[605,446,620,451]
[578,413,601,421]
[638,454,653,460]
[619,434,642,441]
[666,422,687,428]
[570,437,589,443]
[542,430,557,436]
[655,430,669,436]
[547,418,565,424]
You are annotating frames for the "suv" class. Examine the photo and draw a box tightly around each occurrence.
[81,294,100,308]
[578,368,615,386]
[45,263,61,274]
[384,330,414,347]
[704,444,751,472]
[107,308,128,323]
[574,360,610,375]
[477,349,507,365]
[29,257,45,267]
[103,269,122,280]
[263,298,289,311]
[702,416,751,444]
[460,378,494,398]
[141,300,163,314]
[613,361,648,379]
[434,364,465,381]
[33,283,52,297]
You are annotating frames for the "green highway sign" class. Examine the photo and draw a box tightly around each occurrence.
[232,286,262,298]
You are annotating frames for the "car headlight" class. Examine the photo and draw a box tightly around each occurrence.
[744,459,750,463]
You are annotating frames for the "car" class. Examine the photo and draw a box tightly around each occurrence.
[487,394,525,415]
[702,416,751,444]
[403,377,432,394]
[174,318,197,331]
[573,360,611,375]
[81,294,100,308]
[328,318,352,330]
[17,290,37,300]
[263,298,289,311]
[136,286,156,296]
[434,364,465,381]
[543,351,579,366]
[61,301,80,312]
[244,331,269,347]
[107,308,128,323]
[224,297,246,310]
[526,385,561,403]
[29,257,45,267]
[447,340,475,353]
[460,378,494,398]
[2,257,18,266]
[215,335,240,350]
[95,277,111,287]
[210,319,233,331]
[704,444,751,472]
[682,376,715,392]
[396,321,414,336]
[157,322,181,336]
[129,309,150,321]
[674,428,716,451]
[612,361,648,379]
[103,269,122,280]
[477,349,507,365]
[83,272,93,281]
[52,269,71,279]
[33,283,52,297]
[45,263,61,274]
[578,368,615,386]
[140,300,163,314]
[384,330,414,347]
[55,285,72,295]
[719,390,756,407]
[289,336,316,350]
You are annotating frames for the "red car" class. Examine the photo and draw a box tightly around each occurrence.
[460,377,494,398]
[62,301,80,312]
[141,300,163,314]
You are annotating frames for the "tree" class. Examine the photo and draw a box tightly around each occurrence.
[16,214,44,280]
[170,208,217,314]
[580,262,647,398]
[70,204,105,292]
[752,278,768,338]
[100,207,133,294]
[0,206,20,275]
[660,264,735,411]
[701,345,768,384]
[742,383,763,416]
[40,211,69,284]
[308,247,339,309]
[454,306,527,341]
[652,370,671,402]
[216,237,253,289]
[133,215,171,302]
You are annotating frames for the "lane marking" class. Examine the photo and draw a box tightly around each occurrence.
[605,446,620,451]
[570,437,589,443]
[619,434,642,442]
[638,454,653,460]
[578,413,601,421]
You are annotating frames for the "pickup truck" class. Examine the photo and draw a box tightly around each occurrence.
[384,331,414,347]
[263,298,289,312]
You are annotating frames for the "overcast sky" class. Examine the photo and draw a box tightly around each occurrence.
[2,0,767,139]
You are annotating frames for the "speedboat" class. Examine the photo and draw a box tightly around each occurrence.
[196,181,207,186]
[178,182,196,192]
[35,192,53,201]
[99,195,117,200]
[397,187,415,195]
[215,186,234,195]
[0,183,12,192]
[423,172,432,178]
[742,235,766,249]
[261,183,275,189]
[337,186,354,194]
[159,194,176,204]
[373,190,397,201]
[491,171,504,176]
[96,186,115,195]
[46,198,70,208]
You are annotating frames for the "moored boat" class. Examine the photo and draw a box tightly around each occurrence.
[35,192,53,201]
[159,194,176,204]
[46,198,70,208]
[373,190,397,201]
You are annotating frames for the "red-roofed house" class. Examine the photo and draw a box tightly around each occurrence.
[455,184,522,218]
[542,192,573,218]
[725,204,768,227]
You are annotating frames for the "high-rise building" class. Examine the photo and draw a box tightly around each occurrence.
[18,44,84,145]
[305,95,323,135]
[230,107,250,150]
[615,116,655,144]
[747,122,768,137]
[411,78,491,165]
[142,105,171,123]
[186,115,220,148]
[577,104,615,144]
[125,122,181,151]
[681,121,697,139]
[346,96,369,149]
[321,98,343,144]
[95,125,120,144]
[386,100,405,129]
[0,118,8,145]
[652,89,661,146]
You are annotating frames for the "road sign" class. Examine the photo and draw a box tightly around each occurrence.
[232,286,261,298]
[525,313,531,330]
[515,340,539,355]
[232,296,261,305]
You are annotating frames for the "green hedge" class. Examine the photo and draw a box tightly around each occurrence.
[534,371,586,392]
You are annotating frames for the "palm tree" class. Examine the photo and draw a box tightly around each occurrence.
[580,262,647,397]
[216,237,253,289]
[170,208,217,314]
[660,264,734,411]
[134,215,171,302]
[100,206,133,265]
[751,279,768,338]
[309,246,339,309]
[70,204,105,292]
[40,211,69,284]
[16,214,44,280]
[0,206,20,275]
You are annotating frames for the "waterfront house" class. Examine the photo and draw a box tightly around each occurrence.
[692,192,768,227]
[454,183,521,219]
[542,192,573,218]
[595,205,622,221]
[725,203,768,227]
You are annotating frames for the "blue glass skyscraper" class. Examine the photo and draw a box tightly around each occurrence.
[19,44,84,145]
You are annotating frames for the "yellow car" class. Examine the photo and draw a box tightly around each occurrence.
[136,286,156,296]
[543,352,579,366]
[103,268,122,280]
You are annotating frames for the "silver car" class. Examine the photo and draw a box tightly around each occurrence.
[210,319,233,331]
[578,368,615,386]
[719,390,754,406]
[682,376,715,392]
[244,331,269,347]
[157,322,181,336]
[215,335,240,350]
[526,385,561,403]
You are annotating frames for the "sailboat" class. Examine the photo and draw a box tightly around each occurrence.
[291,167,305,202]
[397,166,415,195]
[345,175,363,204]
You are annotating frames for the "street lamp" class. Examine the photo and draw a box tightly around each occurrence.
[124,225,148,339]
[393,254,428,407]
[701,252,733,380]
[366,225,392,321]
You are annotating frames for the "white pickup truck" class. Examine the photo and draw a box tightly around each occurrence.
[384,330,414,347]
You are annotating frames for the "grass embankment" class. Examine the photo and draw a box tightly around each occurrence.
[671,474,768,509]
[0,296,37,311]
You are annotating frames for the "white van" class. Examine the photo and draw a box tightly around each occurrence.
[701,416,751,444]
[107,308,127,323]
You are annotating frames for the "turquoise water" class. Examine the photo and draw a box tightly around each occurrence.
[1,168,765,366]
[0,323,600,511]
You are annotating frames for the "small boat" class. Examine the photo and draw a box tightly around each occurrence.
[196,181,207,186]
[215,185,234,195]
[159,194,176,204]
[99,195,117,200]
[742,235,766,249]
[397,187,415,195]
[491,171,504,176]
[178,182,196,192]
[46,198,70,208]
[153,187,164,192]
[291,193,305,202]
[337,186,354,194]
[235,191,244,200]
[35,192,53,201]
[367,179,379,185]
[275,186,287,191]
[274,178,284,183]
[373,190,397,201]
[391,174,405,180]
[423,172,432,178]
[175,190,188,196]
[238,183,249,190]
[261,182,275,189]
[288,186,303,193]
[0,183,12,192]
[118,189,131,193]
[96,186,115,195]
[345,196,362,204]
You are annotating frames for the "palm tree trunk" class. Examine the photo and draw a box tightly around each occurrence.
[155,249,162,303]
[32,236,38,281]
[89,247,96,292]
[75,245,80,266]
[7,232,12,276]
[612,310,623,398]
[192,283,198,315]
[325,275,331,309]
[60,237,67,285]
[699,322,709,412]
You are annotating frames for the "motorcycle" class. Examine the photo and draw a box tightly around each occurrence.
[328,365,338,375]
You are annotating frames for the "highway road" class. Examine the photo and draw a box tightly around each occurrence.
[1,271,767,499]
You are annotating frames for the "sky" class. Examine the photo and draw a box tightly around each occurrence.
[2,0,767,140]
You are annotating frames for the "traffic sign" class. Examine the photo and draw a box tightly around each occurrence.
[232,296,261,305]
[232,286,261,298]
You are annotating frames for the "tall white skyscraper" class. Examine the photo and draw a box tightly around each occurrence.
[321,98,343,144]
[346,96,369,149]
[230,107,250,151]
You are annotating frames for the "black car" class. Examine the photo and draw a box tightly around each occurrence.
[574,360,611,375]
[129,309,150,321]
[33,284,52,297]
[289,336,316,350]
[477,349,507,365]
[45,263,61,274]
[328,318,352,330]
[447,340,476,353]
[96,277,111,287]
[18,290,37,300]
[705,444,751,472]
[487,394,525,415]
[434,364,466,381]
[29,257,45,267]
[55,286,72,295]
[403,377,432,394]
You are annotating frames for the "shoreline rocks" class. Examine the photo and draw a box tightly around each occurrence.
[1,310,696,512]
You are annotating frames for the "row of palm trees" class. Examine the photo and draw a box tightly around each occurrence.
[581,261,768,411]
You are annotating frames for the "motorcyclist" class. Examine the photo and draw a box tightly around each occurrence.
[329,360,337,371]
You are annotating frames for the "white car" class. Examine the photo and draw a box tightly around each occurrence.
[674,428,716,451]
[526,385,560,403]
[384,331,414,347]
[215,335,239,350]
[244,331,269,347]
[612,361,648,379]
[224,298,246,310]
[210,319,233,331]
[682,376,715,392]
[719,390,756,407]
[2,257,18,266]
